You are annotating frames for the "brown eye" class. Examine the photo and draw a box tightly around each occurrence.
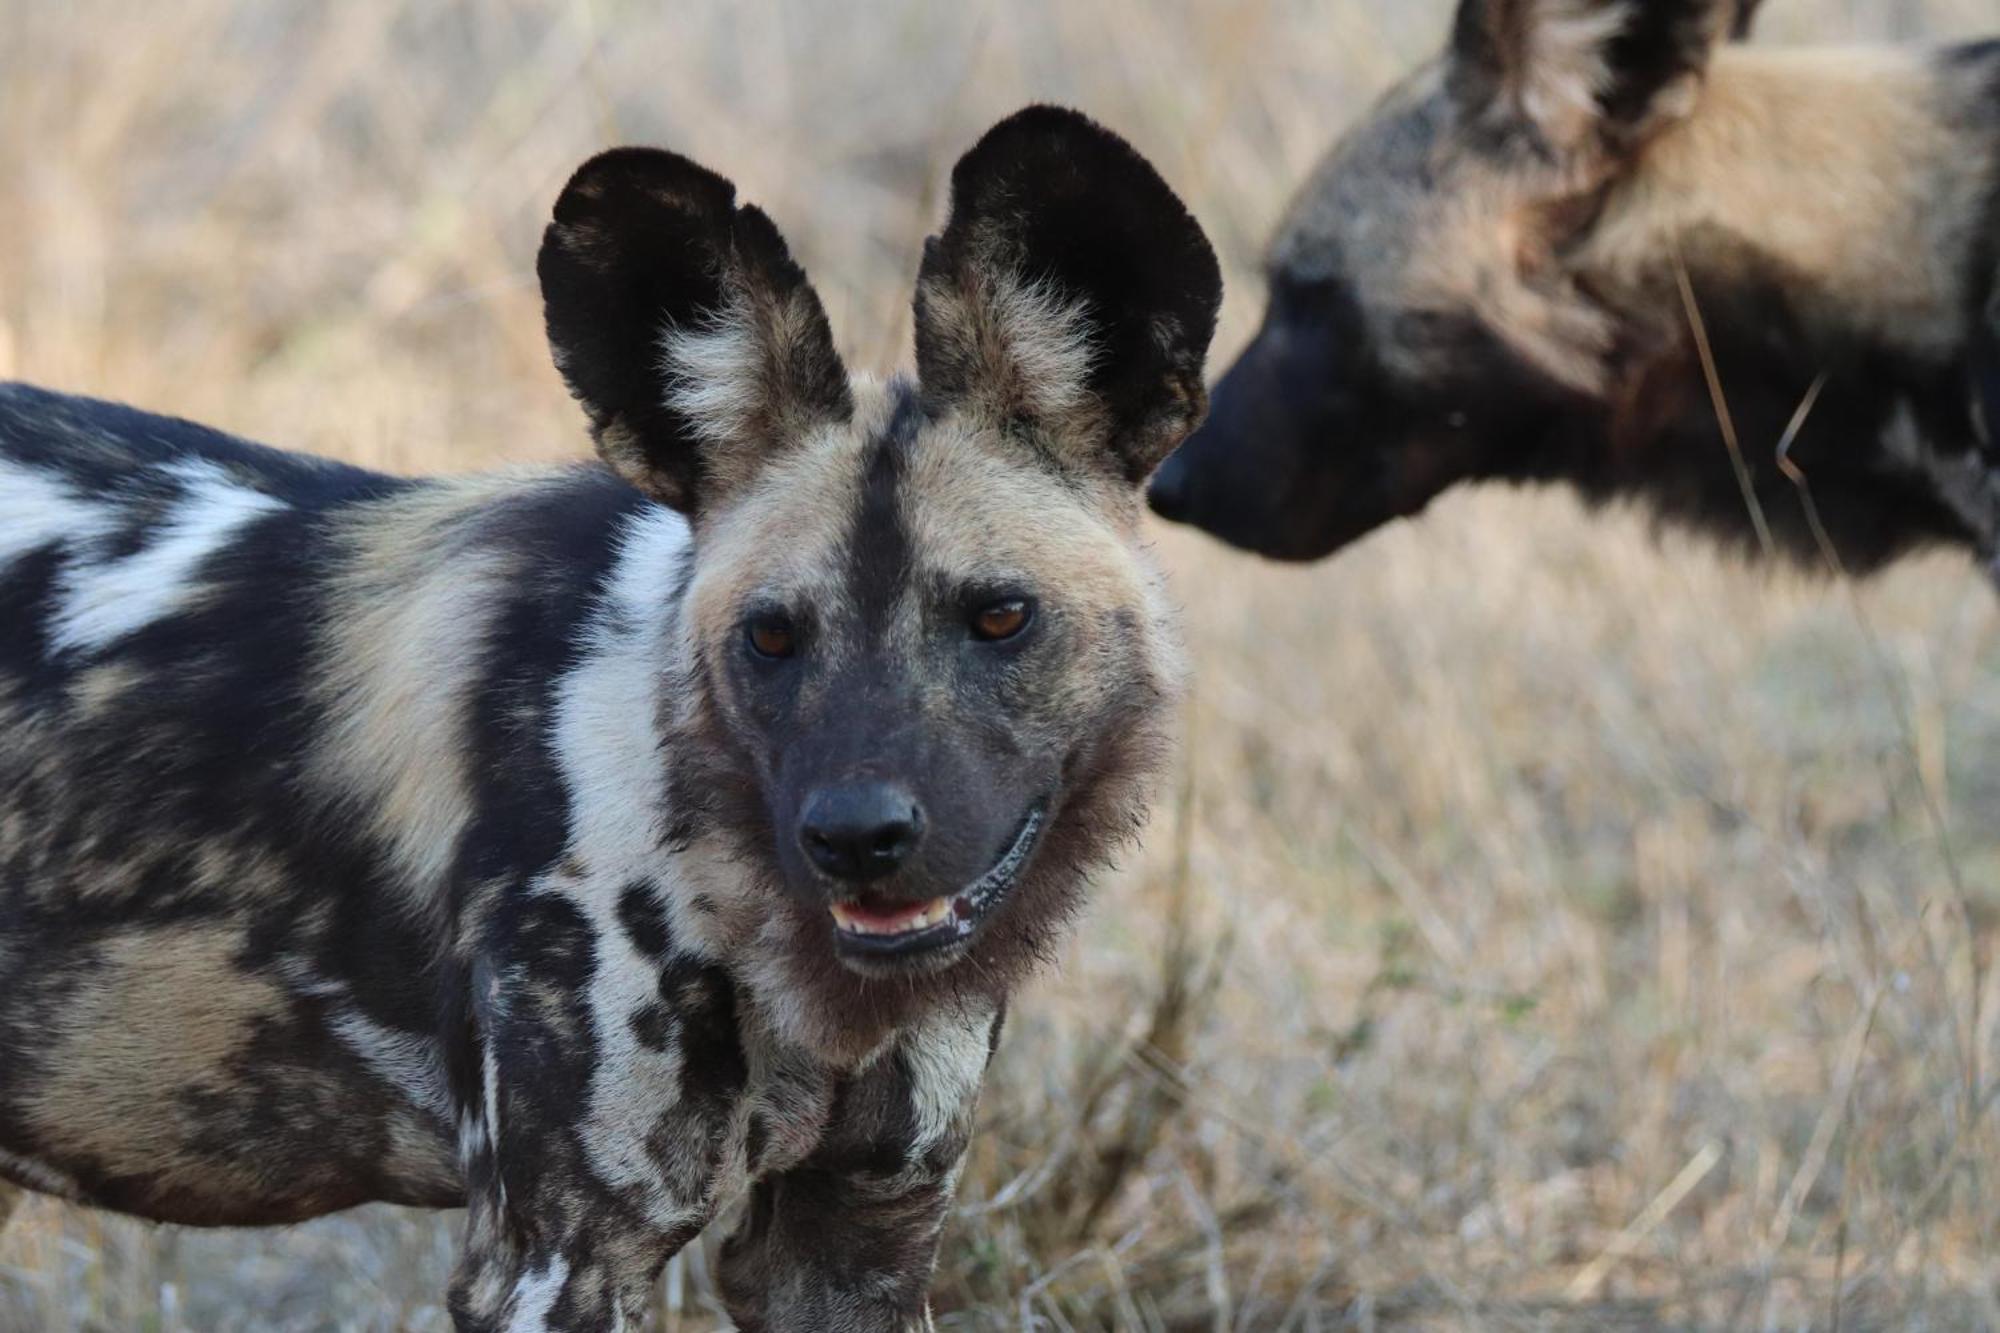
[971,598,1032,642]
[746,616,796,659]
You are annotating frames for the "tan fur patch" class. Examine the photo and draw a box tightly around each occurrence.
[311,473,544,915]
[903,412,1183,762]
[1272,64,1621,397]
[914,269,1101,437]
[660,284,851,503]
[1578,46,1987,356]
[22,926,284,1193]
[1404,171,1621,395]
[903,417,1153,631]
[65,660,143,718]
[1285,42,1990,408]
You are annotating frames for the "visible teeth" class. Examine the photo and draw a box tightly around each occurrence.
[829,896,953,937]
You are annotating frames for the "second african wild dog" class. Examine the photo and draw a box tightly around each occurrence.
[1148,0,2000,580]
[0,106,1221,1330]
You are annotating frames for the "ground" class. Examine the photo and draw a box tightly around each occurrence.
[1,0,1996,1328]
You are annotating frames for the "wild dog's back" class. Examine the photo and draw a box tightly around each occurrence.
[0,382,641,1222]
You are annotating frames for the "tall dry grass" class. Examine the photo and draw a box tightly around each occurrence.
[2,0,1998,1328]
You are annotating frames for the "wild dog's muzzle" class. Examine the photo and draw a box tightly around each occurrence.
[826,801,1048,963]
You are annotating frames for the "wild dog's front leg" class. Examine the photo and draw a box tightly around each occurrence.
[449,891,744,1332]
[720,1005,1000,1333]
[448,1173,705,1333]
[0,1181,21,1233]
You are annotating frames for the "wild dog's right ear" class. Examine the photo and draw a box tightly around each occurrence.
[539,148,851,513]
[1448,0,1753,166]
[913,106,1223,486]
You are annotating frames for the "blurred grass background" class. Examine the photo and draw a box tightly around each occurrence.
[2,0,1998,1328]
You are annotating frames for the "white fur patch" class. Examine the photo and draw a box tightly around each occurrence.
[553,504,690,862]
[503,1255,573,1333]
[1516,0,1635,150]
[457,1110,487,1168]
[541,504,714,1234]
[277,957,453,1122]
[900,1007,993,1156]
[0,461,112,569]
[483,1041,504,1156]
[329,1012,452,1120]
[50,459,284,655]
[659,297,763,446]
[986,276,1098,422]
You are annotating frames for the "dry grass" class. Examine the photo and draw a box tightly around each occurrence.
[3,0,1998,1328]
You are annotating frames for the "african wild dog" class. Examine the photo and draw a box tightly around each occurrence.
[1148,0,2000,580]
[0,106,1221,1330]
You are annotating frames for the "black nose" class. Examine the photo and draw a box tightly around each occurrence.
[798,782,925,883]
[1147,451,1190,522]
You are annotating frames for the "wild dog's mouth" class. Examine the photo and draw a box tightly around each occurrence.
[828,804,1047,962]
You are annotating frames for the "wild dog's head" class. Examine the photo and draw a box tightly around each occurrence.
[1150,0,1762,560]
[539,108,1219,1051]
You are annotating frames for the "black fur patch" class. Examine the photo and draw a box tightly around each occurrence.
[659,957,746,1110]
[616,882,672,958]
[845,383,918,637]
[0,383,392,505]
[629,1001,674,1053]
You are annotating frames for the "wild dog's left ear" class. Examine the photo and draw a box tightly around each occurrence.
[539,147,851,514]
[913,106,1223,485]
[1448,0,1754,166]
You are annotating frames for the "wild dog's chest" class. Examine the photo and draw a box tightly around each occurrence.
[575,979,835,1238]
[499,874,838,1231]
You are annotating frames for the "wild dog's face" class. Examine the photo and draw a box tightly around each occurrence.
[1150,0,1761,560]
[539,111,1219,1008]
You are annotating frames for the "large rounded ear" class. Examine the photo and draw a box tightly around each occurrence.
[913,106,1223,485]
[1447,0,1752,167]
[538,148,851,514]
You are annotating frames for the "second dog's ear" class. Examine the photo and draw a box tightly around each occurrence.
[1447,0,1745,166]
[913,106,1223,485]
[539,148,851,514]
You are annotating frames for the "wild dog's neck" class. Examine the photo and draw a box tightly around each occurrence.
[1579,44,1994,364]
[1541,43,2000,573]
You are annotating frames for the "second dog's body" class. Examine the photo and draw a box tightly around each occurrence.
[1151,0,2000,583]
